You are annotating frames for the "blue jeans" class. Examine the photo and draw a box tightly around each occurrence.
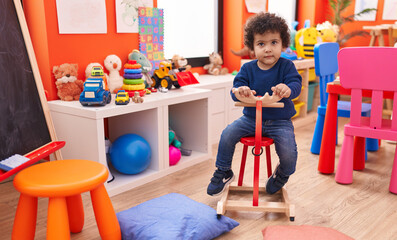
[216,115,298,176]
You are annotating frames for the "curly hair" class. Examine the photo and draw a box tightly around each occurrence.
[244,12,290,50]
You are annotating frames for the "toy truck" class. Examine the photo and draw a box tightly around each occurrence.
[79,78,111,106]
[151,61,199,90]
[151,61,179,90]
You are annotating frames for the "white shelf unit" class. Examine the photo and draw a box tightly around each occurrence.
[48,87,211,196]
[190,74,243,144]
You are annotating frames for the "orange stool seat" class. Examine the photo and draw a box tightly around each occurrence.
[12,159,121,240]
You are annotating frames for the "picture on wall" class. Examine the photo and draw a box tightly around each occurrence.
[354,0,378,21]
[115,0,153,33]
[55,0,107,34]
[245,0,266,13]
[138,7,164,71]
[383,0,397,20]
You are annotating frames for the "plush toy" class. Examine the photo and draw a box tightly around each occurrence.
[295,27,322,58]
[171,54,191,72]
[203,52,229,75]
[52,63,84,101]
[104,54,123,93]
[128,49,153,88]
[230,46,255,59]
[316,21,338,43]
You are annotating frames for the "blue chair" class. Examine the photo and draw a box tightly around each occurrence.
[310,42,378,155]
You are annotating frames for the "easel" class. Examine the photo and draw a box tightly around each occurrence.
[217,91,295,221]
[0,0,64,182]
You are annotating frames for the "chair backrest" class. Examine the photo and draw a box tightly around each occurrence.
[338,47,397,130]
[314,42,339,106]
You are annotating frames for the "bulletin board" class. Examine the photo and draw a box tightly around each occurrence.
[139,7,164,70]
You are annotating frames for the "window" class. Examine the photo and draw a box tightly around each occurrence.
[157,0,222,67]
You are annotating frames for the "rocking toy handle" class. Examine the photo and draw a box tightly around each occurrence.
[233,91,284,108]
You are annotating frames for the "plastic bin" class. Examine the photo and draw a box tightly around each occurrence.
[298,68,316,81]
[292,101,305,119]
[307,81,319,112]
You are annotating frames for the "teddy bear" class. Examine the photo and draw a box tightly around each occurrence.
[52,63,84,101]
[203,52,229,75]
[171,54,191,72]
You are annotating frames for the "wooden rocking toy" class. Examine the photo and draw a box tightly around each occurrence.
[216,91,295,221]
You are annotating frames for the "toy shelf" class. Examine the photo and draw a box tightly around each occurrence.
[48,87,211,196]
[189,74,243,144]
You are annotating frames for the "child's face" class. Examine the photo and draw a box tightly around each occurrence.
[253,31,285,70]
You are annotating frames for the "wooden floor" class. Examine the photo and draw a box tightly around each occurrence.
[1,117,397,239]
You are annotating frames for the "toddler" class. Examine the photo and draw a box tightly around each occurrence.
[207,12,302,196]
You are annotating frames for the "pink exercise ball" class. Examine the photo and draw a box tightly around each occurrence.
[169,145,181,166]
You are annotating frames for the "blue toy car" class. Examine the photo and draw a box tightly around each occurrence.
[79,78,111,106]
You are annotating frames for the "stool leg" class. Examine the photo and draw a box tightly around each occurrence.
[265,146,272,178]
[47,197,70,240]
[353,136,366,171]
[336,135,354,184]
[90,185,121,240]
[12,194,37,240]
[66,194,84,233]
[389,145,397,194]
[238,145,248,186]
[310,111,325,154]
[366,138,379,152]
[253,154,260,207]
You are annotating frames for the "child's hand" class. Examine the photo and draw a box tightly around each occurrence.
[232,86,256,97]
[271,84,291,98]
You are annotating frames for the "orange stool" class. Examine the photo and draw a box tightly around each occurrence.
[12,159,121,240]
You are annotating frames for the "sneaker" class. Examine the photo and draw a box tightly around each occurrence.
[266,164,289,194]
[207,169,234,196]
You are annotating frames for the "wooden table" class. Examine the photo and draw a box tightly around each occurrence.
[363,24,397,46]
[317,82,394,174]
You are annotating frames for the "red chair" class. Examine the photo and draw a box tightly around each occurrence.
[217,92,295,221]
[335,47,397,194]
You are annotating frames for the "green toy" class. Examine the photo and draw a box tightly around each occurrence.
[169,130,182,148]
[128,49,153,88]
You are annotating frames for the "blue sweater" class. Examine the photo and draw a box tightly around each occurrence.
[232,58,302,120]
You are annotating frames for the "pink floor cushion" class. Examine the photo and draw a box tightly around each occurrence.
[262,225,354,240]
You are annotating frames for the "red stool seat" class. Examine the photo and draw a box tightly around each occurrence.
[240,136,274,146]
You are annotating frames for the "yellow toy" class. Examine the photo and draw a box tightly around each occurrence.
[295,27,322,58]
[316,21,338,43]
[318,29,337,42]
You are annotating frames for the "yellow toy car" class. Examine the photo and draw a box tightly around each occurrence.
[115,90,130,105]
[91,66,104,76]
